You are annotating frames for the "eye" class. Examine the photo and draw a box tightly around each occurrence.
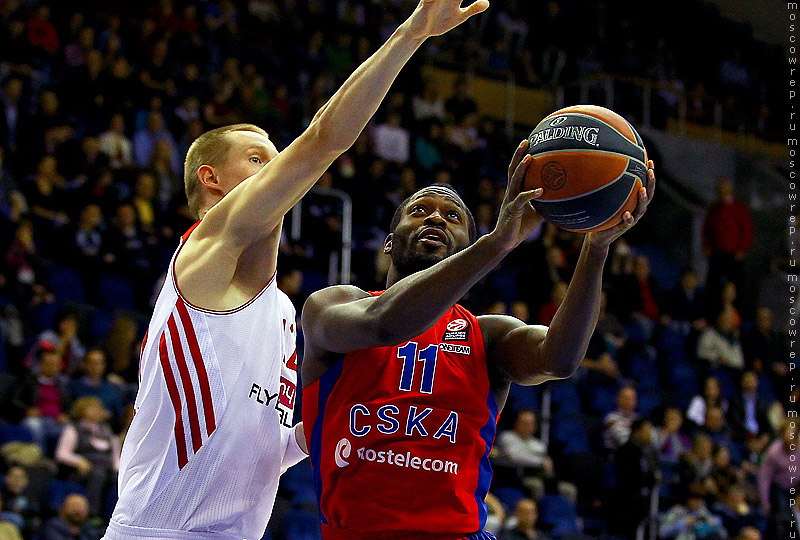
[447,210,462,221]
[410,204,427,214]
[250,156,263,164]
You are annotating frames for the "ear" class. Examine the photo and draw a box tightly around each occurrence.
[197,165,223,194]
[383,234,393,254]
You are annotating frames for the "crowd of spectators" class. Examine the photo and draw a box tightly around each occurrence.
[0,1,790,540]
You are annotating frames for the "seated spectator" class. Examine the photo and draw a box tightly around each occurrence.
[711,483,763,535]
[538,281,567,326]
[665,268,707,331]
[69,349,125,423]
[411,82,446,123]
[742,307,787,393]
[413,120,445,171]
[54,397,120,518]
[700,406,734,449]
[687,377,728,427]
[41,494,99,540]
[132,112,179,173]
[735,527,761,540]
[728,371,772,448]
[603,386,638,450]
[709,446,747,498]
[611,419,660,538]
[0,493,23,540]
[37,309,85,375]
[659,485,727,540]
[12,348,71,451]
[711,282,741,328]
[97,113,133,170]
[371,112,410,164]
[696,310,744,370]
[130,171,160,233]
[758,421,799,535]
[1,465,40,535]
[483,492,506,537]
[500,498,551,540]
[495,409,554,478]
[655,407,691,465]
[675,434,716,499]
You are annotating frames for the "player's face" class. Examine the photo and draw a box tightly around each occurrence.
[389,189,471,276]
[216,131,278,195]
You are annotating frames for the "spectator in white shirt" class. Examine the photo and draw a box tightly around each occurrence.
[603,386,639,450]
[697,310,744,370]
[496,409,554,475]
[371,112,410,164]
[98,113,133,170]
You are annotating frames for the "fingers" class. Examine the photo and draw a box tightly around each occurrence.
[461,0,490,19]
[508,139,530,181]
[507,153,533,202]
[645,160,656,201]
[512,188,543,209]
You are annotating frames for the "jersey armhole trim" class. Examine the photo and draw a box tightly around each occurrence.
[171,225,277,315]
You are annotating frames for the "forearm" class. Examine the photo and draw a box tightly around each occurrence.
[370,236,507,344]
[313,24,424,153]
[541,238,608,378]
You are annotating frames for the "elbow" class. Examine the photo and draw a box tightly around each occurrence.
[308,103,357,155]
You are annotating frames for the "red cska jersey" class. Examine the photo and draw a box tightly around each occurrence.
[303,299,499,540]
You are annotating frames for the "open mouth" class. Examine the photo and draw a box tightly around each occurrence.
[417,227,448,247]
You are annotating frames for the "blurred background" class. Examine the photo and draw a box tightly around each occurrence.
[0,1,792,540]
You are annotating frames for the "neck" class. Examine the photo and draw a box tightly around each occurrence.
[385,266,406,288]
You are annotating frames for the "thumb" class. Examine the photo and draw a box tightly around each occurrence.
[461,0,490,19]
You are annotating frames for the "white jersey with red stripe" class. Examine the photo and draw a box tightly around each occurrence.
[106,223,301,540]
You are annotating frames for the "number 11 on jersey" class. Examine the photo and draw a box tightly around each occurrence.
[397,342,438,394]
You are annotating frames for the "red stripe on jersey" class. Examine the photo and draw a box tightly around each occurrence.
[181,221,202,243]
[159,332,188,468]
[287,350,298,371]
[138,329,148,383]
[167,315,203,453]
[176,300,216,434]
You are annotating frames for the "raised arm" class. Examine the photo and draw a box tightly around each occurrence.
[302,142,543,371]
[483,162,656,385]
[200,0,489,246]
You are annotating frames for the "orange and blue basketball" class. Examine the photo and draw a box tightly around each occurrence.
[523,105,648,232]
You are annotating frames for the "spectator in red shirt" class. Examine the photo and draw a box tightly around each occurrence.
[702,177,752,306]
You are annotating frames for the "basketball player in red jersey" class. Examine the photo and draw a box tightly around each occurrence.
[106,2,491,540]
[302,141,656,540]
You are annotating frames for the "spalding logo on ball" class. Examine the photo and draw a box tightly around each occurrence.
[524,104,648,232]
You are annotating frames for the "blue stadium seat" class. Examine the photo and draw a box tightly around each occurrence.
[493,486,526,512]
[588,384,619,417]
[282,509,322,540]
[46,480,88,512]
[627,350,659,390]
[98,274,136,311]
[552,413,591,455]
[0,423,34,445]
[637,391,663,418]
[708,366,737,401]
[507,384,540,412]
[47,265,86,304]
[87,309,115,343]
[548,380,581,413]
[756,373,776,403]
[538,494,580,538]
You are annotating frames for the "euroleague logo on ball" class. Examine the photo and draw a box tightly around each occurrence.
[542,162,566,190]
[549,116,568,127]
[446,319,468,332]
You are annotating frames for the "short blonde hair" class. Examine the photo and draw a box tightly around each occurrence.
[183,123,269,218]
[70,396,108,421]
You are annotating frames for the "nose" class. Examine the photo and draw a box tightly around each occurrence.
[424,210,446,226]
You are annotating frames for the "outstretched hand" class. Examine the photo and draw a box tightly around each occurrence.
[587,160,656,248]
[489,139,545,252]
[403,0,491,41]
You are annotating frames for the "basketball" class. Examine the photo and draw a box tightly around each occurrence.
[523,105,649,232]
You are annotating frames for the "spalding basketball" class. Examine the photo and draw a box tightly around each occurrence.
[524,105,648,232]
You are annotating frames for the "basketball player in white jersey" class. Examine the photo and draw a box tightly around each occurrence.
[103,2,490,539]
